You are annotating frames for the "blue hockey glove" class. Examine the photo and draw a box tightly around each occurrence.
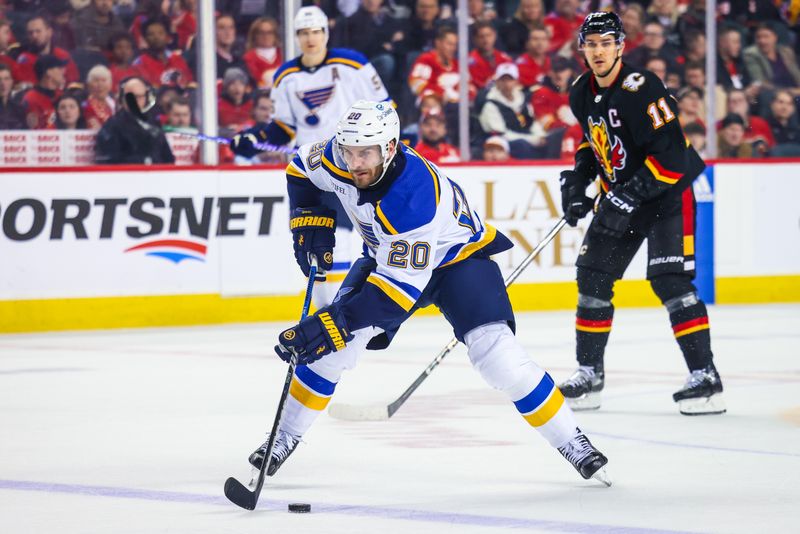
[290,206,336,279]
[559,170,594,227]
[592,189,640,238]
[275,306,353,365]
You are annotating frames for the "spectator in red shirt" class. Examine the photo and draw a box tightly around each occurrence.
[0,20,19,82]
[218,66,253,133]
[720,87,775,155]
[468,21,512,91]
[22,54,66,129]
[132,17,194,88]
[108,33,138,93]
[0,63,26,129]
[409,26,472,105]
[170,0,197,50]
[620,4,645,54]
[543,0,583,54]
[54,94,87,129]
[14,15,79,90]
[243,17,283,90]
[515,26,551,89]
[501,0,545,55]
[413,107,460,164]
[83,64,115,130]
[530,56,576,132]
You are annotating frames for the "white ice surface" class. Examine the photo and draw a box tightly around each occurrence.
[1,304,799,533]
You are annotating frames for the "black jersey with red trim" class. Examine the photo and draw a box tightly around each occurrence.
[568,63,705,204]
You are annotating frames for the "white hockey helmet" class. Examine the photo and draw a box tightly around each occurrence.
[336,100,401,185]
[294,6,329,44]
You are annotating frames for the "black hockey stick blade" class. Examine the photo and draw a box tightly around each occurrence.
[224,476,258,510]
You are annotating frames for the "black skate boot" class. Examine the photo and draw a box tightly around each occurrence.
[557,427,611,486]
[673,364,726,415]
[248,430,301,476]
[558,365,604,410]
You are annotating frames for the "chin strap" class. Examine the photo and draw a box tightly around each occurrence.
[595,47,623,79]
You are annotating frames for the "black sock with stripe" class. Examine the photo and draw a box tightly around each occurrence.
[576,305,614,372]
[669,301,713,370]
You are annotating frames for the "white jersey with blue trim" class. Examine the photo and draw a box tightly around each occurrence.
[271,48,391,147]
[286,138,501,314]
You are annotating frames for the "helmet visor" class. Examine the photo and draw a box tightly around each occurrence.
[339,144,384,172]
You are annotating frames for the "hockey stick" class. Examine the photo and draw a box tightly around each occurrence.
[327,218,569,422]
[224,258,318,510]
[162,126,295,154]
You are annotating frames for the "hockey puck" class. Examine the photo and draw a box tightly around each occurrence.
[288,503,311,513]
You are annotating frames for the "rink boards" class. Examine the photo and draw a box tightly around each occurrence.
[1,161,798,332]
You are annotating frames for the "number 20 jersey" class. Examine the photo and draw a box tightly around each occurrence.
[286,138,512,330]
[569,63,706,203]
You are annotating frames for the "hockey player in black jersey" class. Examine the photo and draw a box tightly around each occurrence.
[557,12,725,416]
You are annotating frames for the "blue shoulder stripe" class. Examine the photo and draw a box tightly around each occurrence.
[376,145,440,235]
[273,57,301,87]
[326,48,368,67]
[321,140,354,184]
[291,154,306,172]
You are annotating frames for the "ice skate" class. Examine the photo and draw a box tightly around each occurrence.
[673,364,726,415]
[247,429,301,484]
[557,427,611,486]
[559,366,604,410]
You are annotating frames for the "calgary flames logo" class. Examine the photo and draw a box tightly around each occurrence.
[587,116,626,182]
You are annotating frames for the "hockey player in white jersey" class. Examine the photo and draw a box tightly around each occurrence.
[247,101,612,487]
[231,6,392,306]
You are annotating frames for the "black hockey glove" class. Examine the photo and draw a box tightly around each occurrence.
[559,170,594,227]
[275,306,353,365]
[592,189,641,238]
[230,124,268,158]
[290,206,336,279]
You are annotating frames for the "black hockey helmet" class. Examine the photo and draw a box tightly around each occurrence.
[578,11,625,45]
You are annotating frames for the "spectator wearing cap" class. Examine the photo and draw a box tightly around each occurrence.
[765,89,800,157]
[83,64,115,130]
[717,113,754,158]
[21,54,67,129]
[743,23,800,101]
[54,93,87,129]
[501,0,545,56]
[186,13,246,82]
[530,56,576,133]
[413,107,460,164]
[95,76,175,164]
[242,17,283,90]
[515,26,551,89]
[482,134,510,161]
[719,88,774,156]
[468,21,512,91]
[479,62,547,159]
[399,90,444,146]
[218,67,253,133]
[72,0,126,51]
[108,33,138,93]
[132,17,194,88]
[543,0,584,55]
[0,63,26,129]
[14,15,80,90]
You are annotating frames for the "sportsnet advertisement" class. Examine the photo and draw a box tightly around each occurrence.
[1,165,645,302]
[0,169,298,300]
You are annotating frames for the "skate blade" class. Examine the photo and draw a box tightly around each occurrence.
[592,467,612,487]
[565,391,602,411]
[678,393,726,416]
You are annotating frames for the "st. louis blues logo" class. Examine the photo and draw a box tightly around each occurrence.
[297,86,335,125]
[587,116,626,182]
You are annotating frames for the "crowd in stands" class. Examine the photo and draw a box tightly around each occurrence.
[2,0,800,164]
